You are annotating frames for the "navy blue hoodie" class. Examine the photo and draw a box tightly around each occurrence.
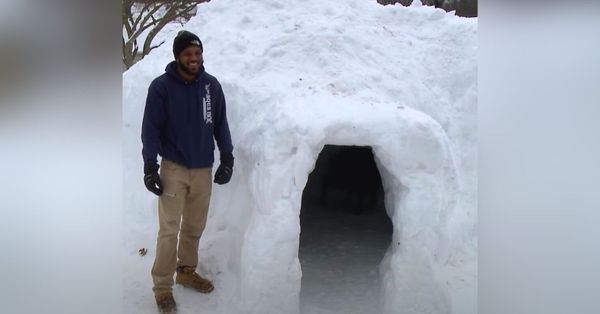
[141,61,233,169]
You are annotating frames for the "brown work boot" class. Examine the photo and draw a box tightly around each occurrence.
[176,266,214,293]
[155,291,177,314]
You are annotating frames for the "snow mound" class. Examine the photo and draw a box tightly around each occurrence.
[123,1,477,313]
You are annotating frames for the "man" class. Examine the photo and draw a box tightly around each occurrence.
[141,30,234,314]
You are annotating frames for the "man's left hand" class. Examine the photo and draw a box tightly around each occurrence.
[214,164,233,184]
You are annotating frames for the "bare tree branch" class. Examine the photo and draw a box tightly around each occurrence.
[126,3,165,44]
[123,0,210,70]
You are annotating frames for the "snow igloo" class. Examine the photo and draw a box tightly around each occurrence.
[122,1,477,314]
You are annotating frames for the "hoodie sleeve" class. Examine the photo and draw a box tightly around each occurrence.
[213,80,234,155]
[141,80,167,167]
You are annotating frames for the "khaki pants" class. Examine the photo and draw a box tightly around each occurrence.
[151,159,212,294]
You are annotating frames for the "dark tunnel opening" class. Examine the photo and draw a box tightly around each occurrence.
[299,145,393,314]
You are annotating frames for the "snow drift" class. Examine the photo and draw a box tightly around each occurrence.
[123,0,477,313]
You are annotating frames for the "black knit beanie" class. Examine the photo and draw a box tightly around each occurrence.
[173,30,203,58]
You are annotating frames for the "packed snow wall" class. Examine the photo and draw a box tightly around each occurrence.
[123,1,477,313]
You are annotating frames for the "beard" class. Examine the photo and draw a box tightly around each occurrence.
[177,59,202,76]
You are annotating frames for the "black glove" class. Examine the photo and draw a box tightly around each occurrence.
[214,152,234,185]
[143,163,163,196]
[214,164,233,185]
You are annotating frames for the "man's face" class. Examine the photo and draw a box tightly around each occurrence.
[176,45,203,76]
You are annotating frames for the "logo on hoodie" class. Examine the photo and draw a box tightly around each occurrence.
[202,84,212,125]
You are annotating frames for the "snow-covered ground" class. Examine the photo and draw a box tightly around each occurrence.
[123,0,477,313]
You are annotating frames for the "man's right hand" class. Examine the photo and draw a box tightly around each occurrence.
[144,172,163,196]
[144,163,163,196]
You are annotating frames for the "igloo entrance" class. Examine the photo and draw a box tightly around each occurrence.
[236,109,457,314]
[299,145,393,313]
